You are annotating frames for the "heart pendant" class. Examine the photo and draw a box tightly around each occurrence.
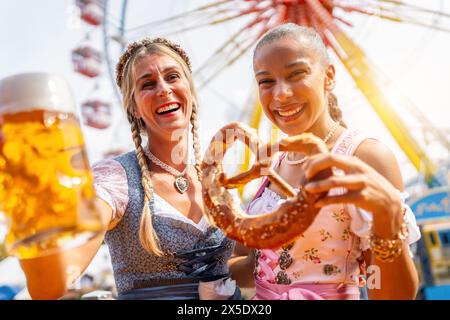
[175,177,189,194]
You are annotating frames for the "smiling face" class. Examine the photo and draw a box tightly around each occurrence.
[132,53,193,139]
[253,38,335,136]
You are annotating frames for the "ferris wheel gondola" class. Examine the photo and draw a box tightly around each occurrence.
[81,99,112,129]
[76,0,104,26]
[72,45,102,78]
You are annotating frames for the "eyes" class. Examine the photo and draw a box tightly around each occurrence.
[257,70,307,88]
[167,73,181,81]
[141,72,181,90]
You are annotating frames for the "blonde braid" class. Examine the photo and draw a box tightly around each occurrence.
[116,37,197,255]
[129,113,164,256]
[116,38,200,256]
[190,103,202,182]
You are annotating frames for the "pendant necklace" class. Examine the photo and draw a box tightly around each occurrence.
[145,149,189,194]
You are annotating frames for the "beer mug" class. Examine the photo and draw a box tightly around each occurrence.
[0,73,105,259]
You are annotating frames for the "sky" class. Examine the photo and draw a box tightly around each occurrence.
[1,0,449,188]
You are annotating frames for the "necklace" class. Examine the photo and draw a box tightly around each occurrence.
[284,122,340,165]
[145,149,189,194]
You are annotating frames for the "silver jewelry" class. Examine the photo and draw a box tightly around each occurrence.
[285,122,340,165]
[145,149,189,194]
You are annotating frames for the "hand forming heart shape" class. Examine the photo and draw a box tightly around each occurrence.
[201,122,333,249]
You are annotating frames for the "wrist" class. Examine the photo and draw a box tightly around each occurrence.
[369,205,409,263]
[372,198,403,238]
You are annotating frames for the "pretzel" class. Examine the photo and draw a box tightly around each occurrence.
[201,122,332,249]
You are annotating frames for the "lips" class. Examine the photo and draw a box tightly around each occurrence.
[156,102,181,115]
[275,103,306,119]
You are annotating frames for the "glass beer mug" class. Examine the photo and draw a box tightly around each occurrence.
[0,73,105,259]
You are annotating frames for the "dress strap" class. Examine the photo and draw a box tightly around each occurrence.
[332,129,377,156]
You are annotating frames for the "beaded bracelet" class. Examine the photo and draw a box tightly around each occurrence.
[369,206,409,263]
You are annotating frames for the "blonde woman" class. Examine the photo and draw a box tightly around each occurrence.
[18,38,241,300]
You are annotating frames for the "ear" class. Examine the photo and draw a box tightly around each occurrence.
[324,64,336,91]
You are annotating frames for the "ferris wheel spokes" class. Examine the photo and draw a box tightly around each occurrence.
[121,0,252,42]
[332,0,450,33]
[100,0,450,185]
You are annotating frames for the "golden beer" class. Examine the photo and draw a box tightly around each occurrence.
[0,73,104,259]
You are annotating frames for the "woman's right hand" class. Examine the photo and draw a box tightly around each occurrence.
[19,198,112,299]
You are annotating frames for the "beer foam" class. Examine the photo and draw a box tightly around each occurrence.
[0,73,76,115]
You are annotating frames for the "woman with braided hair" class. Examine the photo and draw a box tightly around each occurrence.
[233,23,421,300]
[17,37,241,300]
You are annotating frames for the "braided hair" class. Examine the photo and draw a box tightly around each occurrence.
[116,37,202,256]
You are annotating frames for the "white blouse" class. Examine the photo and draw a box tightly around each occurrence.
[92,158,209,232]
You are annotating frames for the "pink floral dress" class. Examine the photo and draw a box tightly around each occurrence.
[247,129,421,300]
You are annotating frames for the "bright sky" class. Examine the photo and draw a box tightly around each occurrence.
[1,0,449,187]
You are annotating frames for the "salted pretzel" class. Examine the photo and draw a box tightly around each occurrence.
[201,122,332,249]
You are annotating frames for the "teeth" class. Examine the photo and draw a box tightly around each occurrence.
[157,103,179,114]
[278,106,302,117]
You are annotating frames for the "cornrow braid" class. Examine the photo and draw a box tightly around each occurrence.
[328,93,347,128]
[116,37,192,90]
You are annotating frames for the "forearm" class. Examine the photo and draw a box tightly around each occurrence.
[20,198,111,299]
[365,198,419,299]
[20,230,106,299]
[367,243,419,300]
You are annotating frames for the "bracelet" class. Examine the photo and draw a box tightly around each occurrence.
[369,206,409,263]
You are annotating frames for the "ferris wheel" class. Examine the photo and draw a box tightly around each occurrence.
[72,0,450,190]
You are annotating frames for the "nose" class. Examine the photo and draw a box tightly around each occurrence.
[156,80,172,97]
[273,80,293,103]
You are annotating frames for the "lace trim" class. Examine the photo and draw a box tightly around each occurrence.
[333,129,361,156]
[261,188,281,202]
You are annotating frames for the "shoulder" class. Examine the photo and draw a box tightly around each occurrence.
[92,157,127,184]
[91,151,135,171]
[354,139,396,170]
[354,138,403,189]
[92,158,123,175]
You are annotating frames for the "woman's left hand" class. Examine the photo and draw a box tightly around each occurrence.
[302,153,403,237]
